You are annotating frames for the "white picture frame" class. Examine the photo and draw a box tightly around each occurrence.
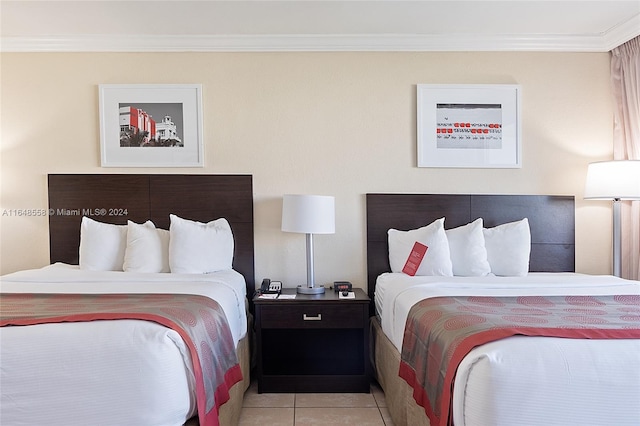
[99,84,204,167]
[417,84,521,168]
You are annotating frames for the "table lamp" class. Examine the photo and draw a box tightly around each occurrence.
[584,160,640,277]
[282,194,335,294]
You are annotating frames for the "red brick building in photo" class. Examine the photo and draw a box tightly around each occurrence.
[119,106,156,142]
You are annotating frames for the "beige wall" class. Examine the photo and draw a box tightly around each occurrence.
[0,52,615,287]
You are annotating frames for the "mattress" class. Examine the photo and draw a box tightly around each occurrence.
[375,272,640,426]
[0,263,248,426]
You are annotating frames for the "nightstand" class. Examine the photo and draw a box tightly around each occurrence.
[254,287,371,393]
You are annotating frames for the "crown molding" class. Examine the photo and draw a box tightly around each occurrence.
[2,27,637,53]
[603,13,640,50]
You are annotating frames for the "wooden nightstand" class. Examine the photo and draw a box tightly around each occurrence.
[254,287,371,393]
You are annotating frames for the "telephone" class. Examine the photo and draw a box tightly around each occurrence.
[260,278,282,294]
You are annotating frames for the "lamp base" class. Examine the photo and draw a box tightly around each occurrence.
[297,285,325,295]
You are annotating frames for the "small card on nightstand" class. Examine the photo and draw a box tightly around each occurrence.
[339,291,355,299]
[277,294,296,299]
[258,293,278,299]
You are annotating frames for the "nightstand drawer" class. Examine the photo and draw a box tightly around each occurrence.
[260,303,365,328]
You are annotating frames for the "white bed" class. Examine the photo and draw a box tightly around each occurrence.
[1,174,256,426]
[0,264,248,426]
[366,193,640,426]
[376,272,640,426]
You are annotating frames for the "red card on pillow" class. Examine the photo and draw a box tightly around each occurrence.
[402,242,428,276]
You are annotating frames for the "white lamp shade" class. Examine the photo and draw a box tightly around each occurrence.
[282,194,335,234]
[584,160,640,200]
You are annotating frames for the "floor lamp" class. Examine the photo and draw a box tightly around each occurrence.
[584,160,640,277]
[282,194,335,294]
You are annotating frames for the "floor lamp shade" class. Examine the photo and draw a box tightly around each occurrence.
[584,160,640,277]
[584,160,640,200]
[282,195,335,294]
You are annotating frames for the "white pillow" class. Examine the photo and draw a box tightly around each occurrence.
[483,218,531,276]
[169,214,234,274]
[445,218,491,277]
[79,216,127,271]
[123,220,170,273]
[388,218,453,276]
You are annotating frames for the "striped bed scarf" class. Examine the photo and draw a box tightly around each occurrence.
[0,292,243,426]
[398,294,640,426]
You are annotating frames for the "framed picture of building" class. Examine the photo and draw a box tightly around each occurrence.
[99,84,203,167]
[417,84,521,168]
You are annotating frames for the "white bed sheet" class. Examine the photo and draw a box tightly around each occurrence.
[376,272,640,426]
[0,263,248,426]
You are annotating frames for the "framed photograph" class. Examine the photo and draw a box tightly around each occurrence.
[99,84,203,167]
[417,84,521,168]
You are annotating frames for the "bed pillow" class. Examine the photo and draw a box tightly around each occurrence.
[388,218,453,276]
[123,220,170,273]
[483,218,531,276]
[445,218,491,276]
[79,216,127,271]
[169,214,234,274]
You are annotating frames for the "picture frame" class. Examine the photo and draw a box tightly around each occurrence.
[417,84,521,168]
[99,84,204,167]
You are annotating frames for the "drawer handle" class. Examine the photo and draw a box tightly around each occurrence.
[303,314,322,321]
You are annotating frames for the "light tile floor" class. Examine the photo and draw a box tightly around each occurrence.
[239,381,394,426]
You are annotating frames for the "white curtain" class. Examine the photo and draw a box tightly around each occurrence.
[611,36,640,280]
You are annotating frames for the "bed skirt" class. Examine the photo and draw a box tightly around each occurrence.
[371,316,429,426]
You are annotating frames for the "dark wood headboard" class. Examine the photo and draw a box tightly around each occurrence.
[48,174,255,298]
[366,194,575,302]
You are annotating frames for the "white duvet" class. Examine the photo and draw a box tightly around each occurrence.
[0,263,248,426]
[376,272,640,426]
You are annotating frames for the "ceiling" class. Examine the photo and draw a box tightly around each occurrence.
[1,0,639,52]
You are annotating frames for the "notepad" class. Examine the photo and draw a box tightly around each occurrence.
[258,293,278,299]
[278,294,296,299]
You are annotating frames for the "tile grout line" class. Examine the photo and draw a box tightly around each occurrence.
[294,393,299,426]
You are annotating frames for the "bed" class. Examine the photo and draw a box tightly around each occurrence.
[0,174,255,426]
[366,194,640,426]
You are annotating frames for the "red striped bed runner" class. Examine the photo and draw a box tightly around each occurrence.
[398,294,640,426]
[0,293,243,426]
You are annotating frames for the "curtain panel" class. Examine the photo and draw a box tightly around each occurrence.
[611,36,640,280]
